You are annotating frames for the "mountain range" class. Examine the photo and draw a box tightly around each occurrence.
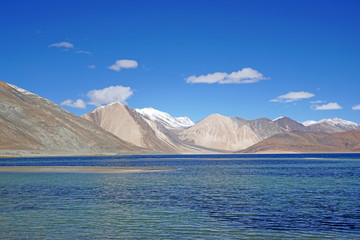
[1,81,359,156]
[82,102,216,154]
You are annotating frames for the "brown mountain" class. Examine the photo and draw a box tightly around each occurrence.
[240,130,360,153]
[0,81,143,157]
[82,102,218,154]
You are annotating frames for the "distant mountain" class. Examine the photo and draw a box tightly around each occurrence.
[0,81,142,156]
[82,103,216,154]
[303,118,360,133]
[179,114,259,151]
[179,114,287,151]
[240,130,360,153]
[273,117,307,132]
[179,115,360,152]
[135,107,194,129]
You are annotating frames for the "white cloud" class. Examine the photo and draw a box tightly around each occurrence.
[185,68,268,84]
[87,85,133,106]
[49,41,74,49]
[352,104,360,110]
[75,50,92,55]
[314,102,342,110]
[61,99,86,109]
[310,100,325,104]
[88,65,96,69]
[271,91,315,103]
[108,59,138,71]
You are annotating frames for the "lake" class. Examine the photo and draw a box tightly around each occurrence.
[1,154,360,239]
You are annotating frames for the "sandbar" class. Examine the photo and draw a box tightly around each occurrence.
[0,166,174,173]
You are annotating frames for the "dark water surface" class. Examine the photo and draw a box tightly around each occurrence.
[1,154,360,239]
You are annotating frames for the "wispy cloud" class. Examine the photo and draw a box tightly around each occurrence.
[271,91,315,103]
[185,68,268,84]
[352,104,360,110]
[87,85,133,106]
[314,102,342,110]
[108,59,138,71]
[310,100,325,104]
[88,65,96,69]
[75,50,92,55]
[49,42,92,56]
[61,99,86,109]
[49,41,74,49]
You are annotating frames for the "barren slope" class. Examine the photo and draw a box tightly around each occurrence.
[240,130,360,153]
[179,114,262,151]
[0,81,142,156]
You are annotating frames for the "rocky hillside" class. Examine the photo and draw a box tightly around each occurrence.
[0,81,142,156]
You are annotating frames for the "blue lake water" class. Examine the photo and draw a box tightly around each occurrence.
[0,154,360,239]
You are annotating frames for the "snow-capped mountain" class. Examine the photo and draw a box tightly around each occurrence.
[318,118,359,127]
[304,118,359,127]
[303,118,360,133]
[135,107,194,129]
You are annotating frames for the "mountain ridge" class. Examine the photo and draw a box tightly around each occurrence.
[0,81,144,157]
[240,130,360,153]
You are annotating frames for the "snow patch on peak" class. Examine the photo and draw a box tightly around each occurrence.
[303,118,359,127]
[302,120,318,126]
[273,116,285,121]
[8,83,35,95]
[318,118,359,127]
[135,107,194,129]
[177,117,193,125]
[7,83,56,106]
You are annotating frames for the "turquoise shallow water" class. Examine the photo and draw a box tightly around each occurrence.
[0,154,360,239]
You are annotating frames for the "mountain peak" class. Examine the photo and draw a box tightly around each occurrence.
[91,101,124,112]
[273,116,285,121]
[304,118,359,127]
[318,117,358,127]
[107,101,124,107]
[135,107,194,129]
[207,113,228,119]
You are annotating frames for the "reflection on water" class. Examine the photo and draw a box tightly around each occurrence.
[0,154,360,239]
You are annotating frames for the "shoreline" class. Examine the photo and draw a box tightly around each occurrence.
[0,166,175,173]
[1,150,360,158]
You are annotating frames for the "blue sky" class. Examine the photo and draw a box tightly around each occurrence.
[1,0,360,123]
